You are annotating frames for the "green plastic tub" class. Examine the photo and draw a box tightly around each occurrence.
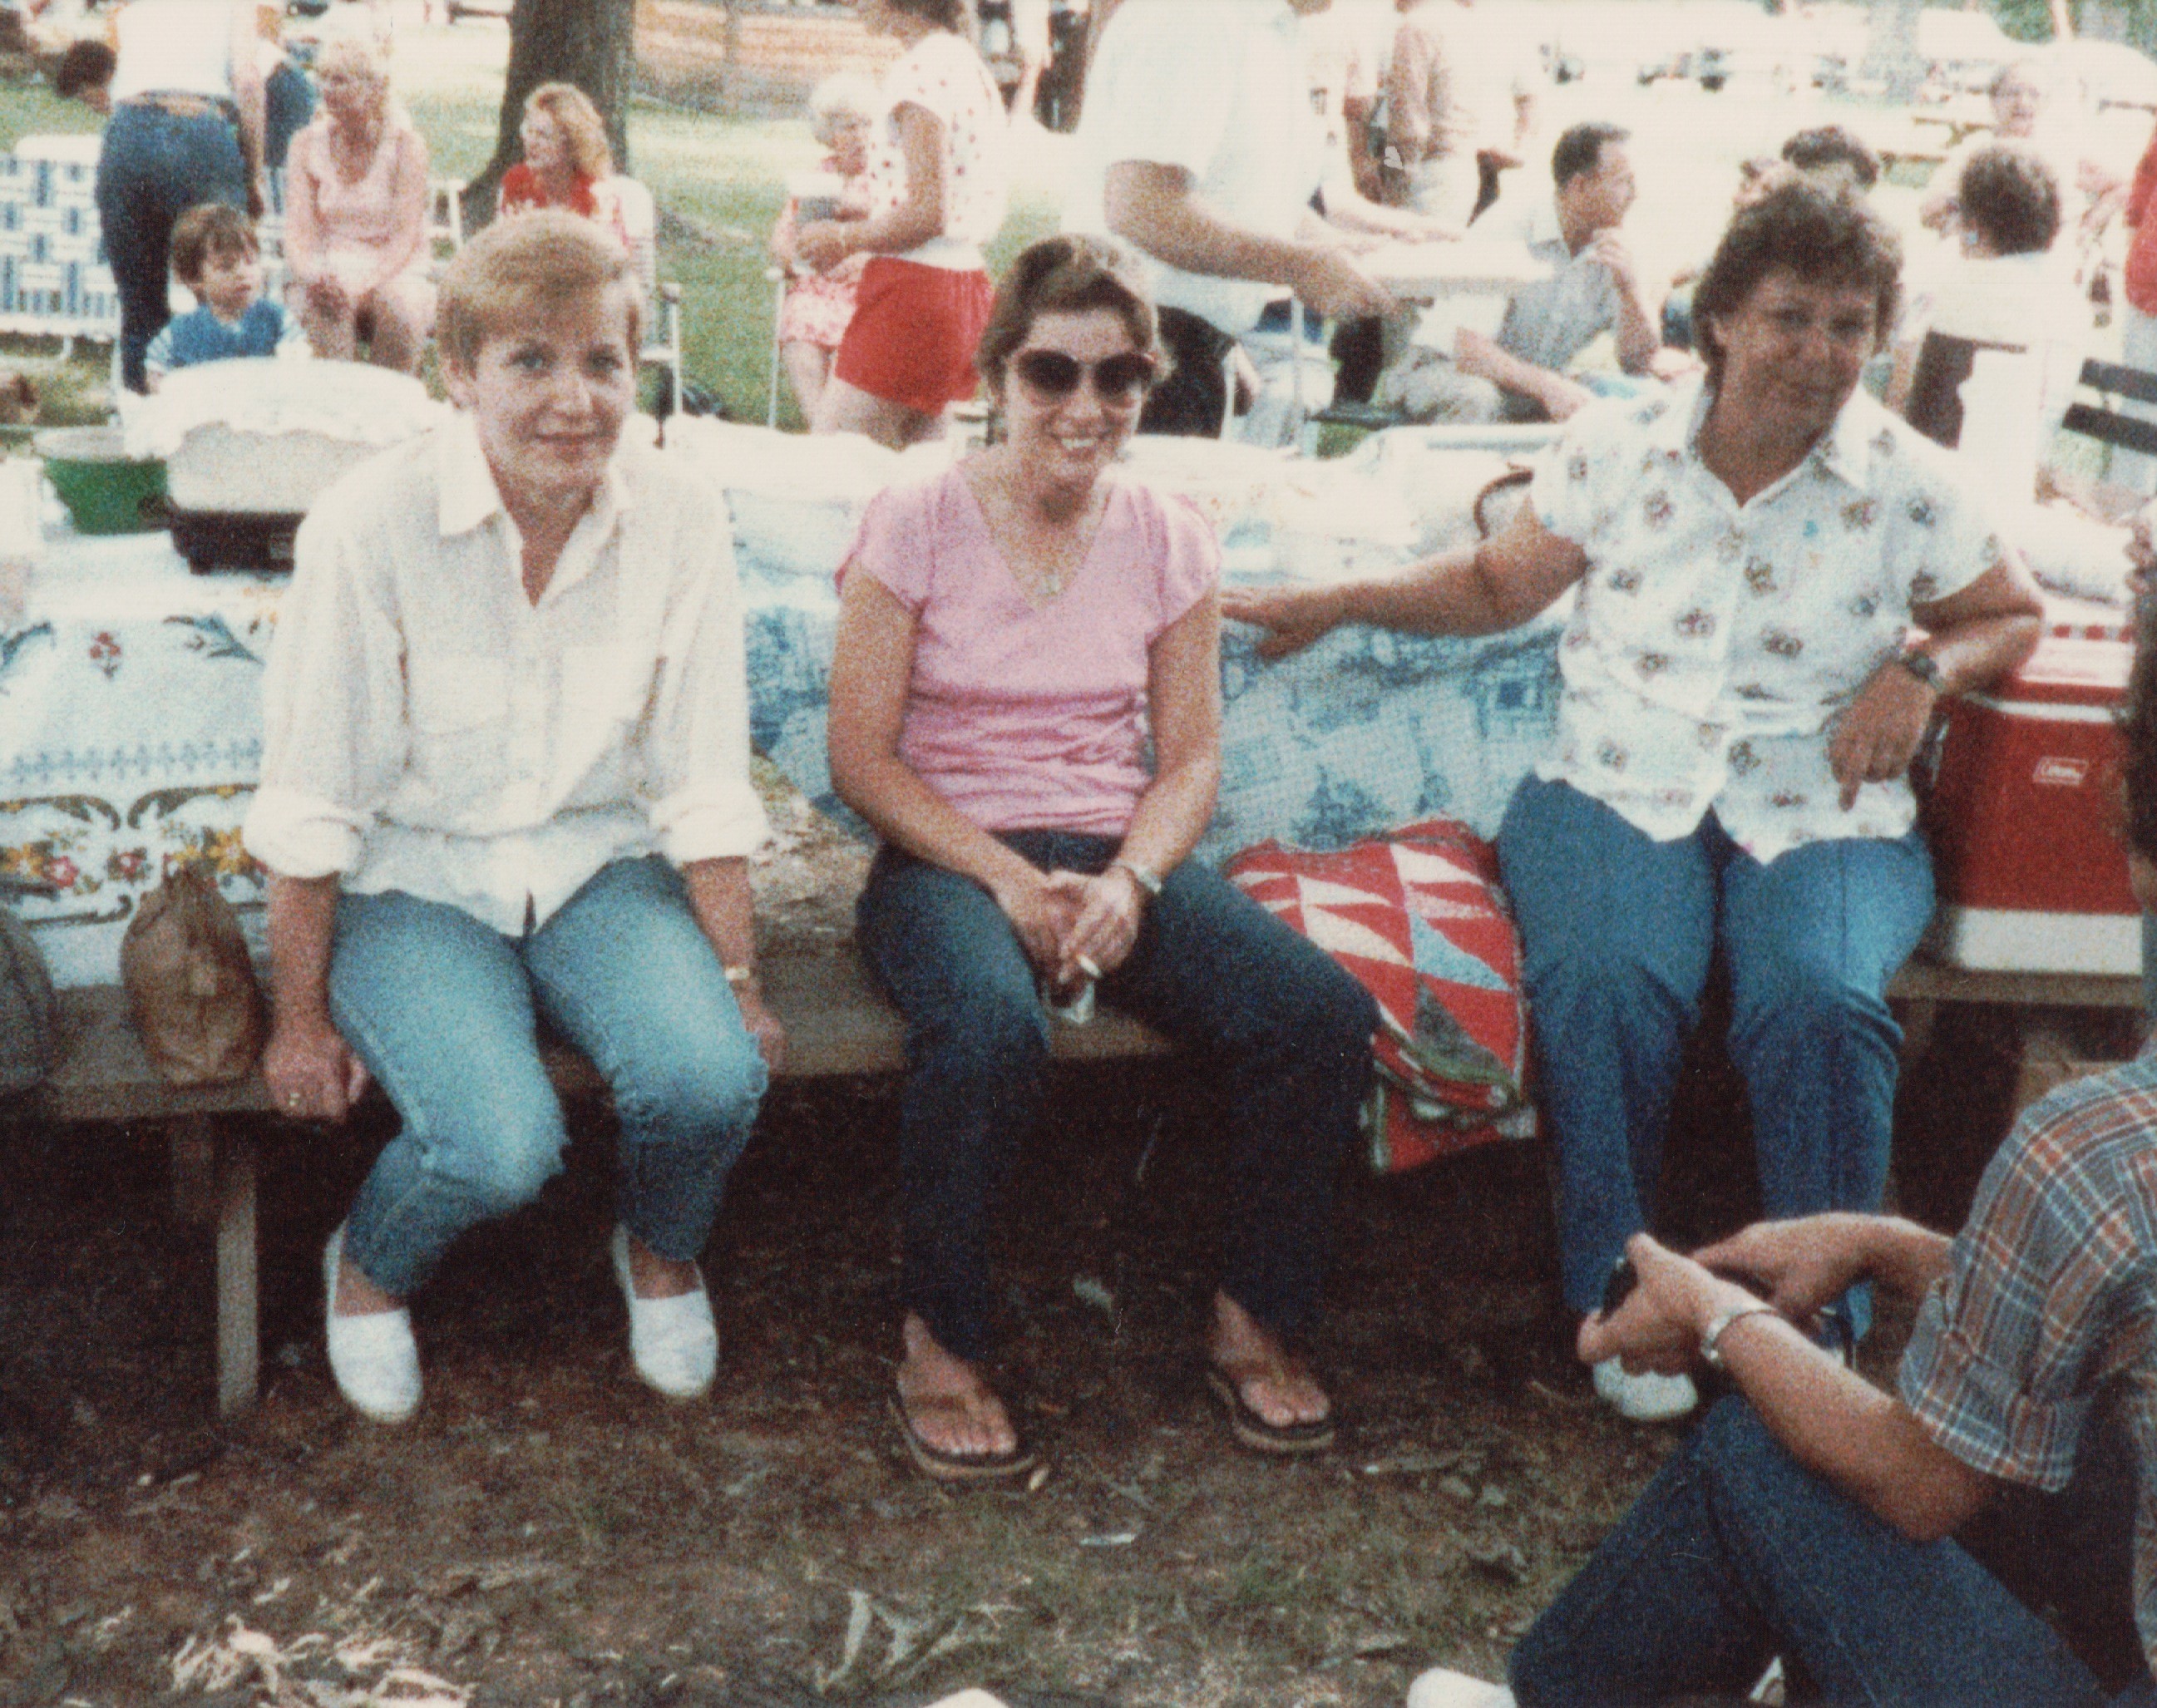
[35,427,167,536]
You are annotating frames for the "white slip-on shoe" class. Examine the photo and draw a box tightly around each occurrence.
[1592,1356,1698,1424]
[610,1225,718,1400]
[1407,1666,1517,1708]
[322,1226,421,1424]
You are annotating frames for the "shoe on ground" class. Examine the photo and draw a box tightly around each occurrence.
[322,1225,421,1424]
[1407,1666,1517,1708]
[610,1225,718,1400]
[1592,1356,1698,1423]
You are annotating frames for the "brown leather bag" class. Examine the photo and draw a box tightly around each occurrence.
[120,865,265,1087]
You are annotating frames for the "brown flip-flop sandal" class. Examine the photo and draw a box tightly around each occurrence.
[1204,1365,1335,1456]
[888,1391,1036,1484]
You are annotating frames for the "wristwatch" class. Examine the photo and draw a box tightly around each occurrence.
[1700,1303,1779,1370]
[1111,859,1163,900]
[1894,649,1945,694]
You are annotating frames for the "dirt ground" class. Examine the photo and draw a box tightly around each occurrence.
[0,792,2050,1708]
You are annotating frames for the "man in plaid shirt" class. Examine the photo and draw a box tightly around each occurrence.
[1411,640,2157,1705]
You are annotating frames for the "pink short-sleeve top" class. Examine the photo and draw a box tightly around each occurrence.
[842,465,1219,837]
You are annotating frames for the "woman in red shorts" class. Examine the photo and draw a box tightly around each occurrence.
[792,0,1009,448]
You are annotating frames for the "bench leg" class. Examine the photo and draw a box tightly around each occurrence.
[214,1132,259,1418]
[171,1122,217,1226]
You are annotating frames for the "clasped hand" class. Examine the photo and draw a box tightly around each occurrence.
[999,866,1144,993]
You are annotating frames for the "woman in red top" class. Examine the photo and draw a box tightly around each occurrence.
[496,83,655,302]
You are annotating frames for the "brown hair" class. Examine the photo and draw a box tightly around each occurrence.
[522,81,612,180]
[170,203,258,284]
[975,234,1161,394]
[1958,143,2061,257]
[437,209,639,373]
[886,0,968,30]
[1693,179,1900,387]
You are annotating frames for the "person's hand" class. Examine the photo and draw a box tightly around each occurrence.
[733,980,787,1074]
[1647,346,1704,383]
[1692,1215,1877,1329]
[990,866,1083,973]
[792,220,854,274]
[1044,866,1144,985]
[263,1012,369,1122]
[1583,230,1640,293]
[306,272,351,316]
[1290,244,1398,322]
[1577,1234,1763,1375]
[1829,659,1939,810]
[1221,585,1347,659]
[1541,374,1599,422]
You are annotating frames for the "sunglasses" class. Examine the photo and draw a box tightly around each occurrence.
[1009,348,1157,403]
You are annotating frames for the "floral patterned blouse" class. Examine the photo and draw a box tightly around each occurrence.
[1529,378,2005,862]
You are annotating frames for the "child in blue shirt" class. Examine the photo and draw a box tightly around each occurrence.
[144,205,308,392]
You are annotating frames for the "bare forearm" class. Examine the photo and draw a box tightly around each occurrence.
[266,873,339,1024]
[1612,280,1659,374]
[1106,172,1325,289]
[679,857,758,970]
[842,197,942,259]
[1112,754,1218,882]
[833,753,1042,900]
[1456,329,1580,417]
[1849,1214,1955,1299]
[1335,544,1531,636]
[1921,612,2041,697]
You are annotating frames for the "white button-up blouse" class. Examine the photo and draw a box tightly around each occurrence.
[1529,378,2005,862]
[244,415,770,935]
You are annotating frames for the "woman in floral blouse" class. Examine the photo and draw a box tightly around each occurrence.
[1226,181,2044,1424]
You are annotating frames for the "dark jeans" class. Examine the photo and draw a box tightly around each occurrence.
[1511,1396,2149,1707]
[856,831,1377,1360]
[95,102,249,392]
[1140,306,1237,437]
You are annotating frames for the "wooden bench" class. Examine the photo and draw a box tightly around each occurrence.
[37,940,1172,1419]
[35,934,2137,1419]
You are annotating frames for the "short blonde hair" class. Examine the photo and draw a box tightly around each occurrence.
[807,72,880,147]
[523,81,612,180]
[315,35,389,116]
[437,209,640,372]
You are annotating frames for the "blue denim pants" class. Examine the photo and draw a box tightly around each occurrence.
[94,102,249,393]
[1510,1396,2150,1707]
[331,857,770,1301]
[1497,777,1934,1321]
[856,831,1378,1361]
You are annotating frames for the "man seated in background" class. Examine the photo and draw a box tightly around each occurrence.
[1376,121,1661,424]
[1409,590,2157,1708]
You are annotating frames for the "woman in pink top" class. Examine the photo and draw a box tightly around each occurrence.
[283,36,433,373]
[827,236,1376,1482]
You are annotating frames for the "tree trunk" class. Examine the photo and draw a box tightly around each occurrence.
[468,0,636,225]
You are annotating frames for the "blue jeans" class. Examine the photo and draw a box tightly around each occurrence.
[1510,1396,2147,1707]
[856,831,1378,1361]
[1497,778,1934,1321]
[331,857,769,1301]
[94,102,248,392]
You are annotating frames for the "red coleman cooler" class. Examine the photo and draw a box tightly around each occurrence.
[1924,600,2139,975]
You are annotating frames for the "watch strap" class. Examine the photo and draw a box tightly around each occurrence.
[1894,649,1945,693]
[1700,1303,1779,1370]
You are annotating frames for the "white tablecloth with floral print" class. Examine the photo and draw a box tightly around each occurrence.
[8,423,1570,987]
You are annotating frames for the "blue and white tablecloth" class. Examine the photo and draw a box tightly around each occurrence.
[3,422,1568,985]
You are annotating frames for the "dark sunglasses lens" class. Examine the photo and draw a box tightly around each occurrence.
[1014,351,1082,396]
[1096,354,1156,399]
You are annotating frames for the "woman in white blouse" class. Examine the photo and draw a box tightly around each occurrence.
[1227,182,2044,1424]
[245,213,782,1425]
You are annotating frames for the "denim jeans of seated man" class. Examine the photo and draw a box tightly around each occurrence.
[1508,1397,2154,1708]
[329,856,770,1302]
[95,102,249,393]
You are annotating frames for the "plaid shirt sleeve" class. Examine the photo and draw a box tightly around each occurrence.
[1898,1069,2157,1491]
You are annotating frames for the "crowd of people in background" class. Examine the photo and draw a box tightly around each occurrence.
[22,0,2157,1701]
